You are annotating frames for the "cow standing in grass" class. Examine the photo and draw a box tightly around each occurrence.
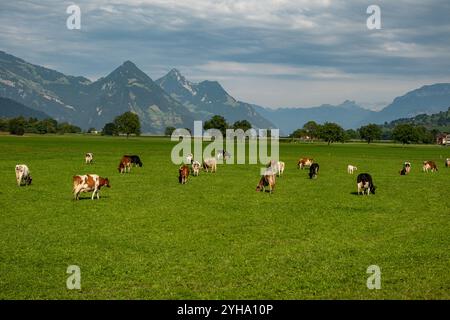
[73,174,110,200]
[309,163,319,179]
[297,157,313,170]
[445,158,450,167]
[85,153,94,164]
[118,156,132,173]
[15,164,32,186]
[179,165,189,184]
[423,161,438,172]
[267,160,285,177]
[191,160,201,176]
[347,165,357,174]
[357,173,376,195]
[203,157,217,173]
[400,162,411,175]
[256,169,276,194]
[124,155,143,167]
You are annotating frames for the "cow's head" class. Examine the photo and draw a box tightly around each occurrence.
[371,185,376,194]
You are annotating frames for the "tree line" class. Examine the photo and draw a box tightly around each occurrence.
[290,121,442,144]
[165,115,253,137]
[0,117,82,135]
[0,111,142,137]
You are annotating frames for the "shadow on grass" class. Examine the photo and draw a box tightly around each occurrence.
[72,195,110,201]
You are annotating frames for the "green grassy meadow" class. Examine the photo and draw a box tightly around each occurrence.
[0,134,449,299]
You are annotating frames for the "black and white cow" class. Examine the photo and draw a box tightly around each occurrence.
[15,164,32,186]
[309,163,319,179]
[124,155,143,167]
[357,173,376,195]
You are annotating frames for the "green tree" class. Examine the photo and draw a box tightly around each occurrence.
[358,124,382,143]
[392,124,420,144]
[345,129,359,140]
[114,112,141,138]
[290,128,307,139]
[203,115,229,136]
[319,122,345,145]
[0,118,8,132]
[102,122,118,136]
[57,122,82,134]
[8,117,26,135]
[303,121,320,139]
[415,126,434,144]
[232,120,252,132]
[165,126,176,136]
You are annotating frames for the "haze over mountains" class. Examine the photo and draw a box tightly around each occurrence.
[1,51,450,134]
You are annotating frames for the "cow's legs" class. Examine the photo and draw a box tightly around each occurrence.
[91,188,97,200]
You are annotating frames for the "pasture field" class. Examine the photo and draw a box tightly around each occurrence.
[0,134,449,299]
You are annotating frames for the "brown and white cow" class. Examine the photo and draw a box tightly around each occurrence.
[179,165,189,184]
[445,158,450,167]
[203,157,217,173]
[73,174,110,200]
[423,161,438,173]
[118,156,132,173]
[297,157,314,170]
[256,169,276,194]
[267,160,285,177]
[15,164,32,186]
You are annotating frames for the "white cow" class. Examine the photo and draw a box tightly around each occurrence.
[186,153,193,164]
[15,164,32,186]
[203,157,217,173]
[347,165,357,174]
[191,160,201,176]
[85,153,94,164]
[268,160,285,177]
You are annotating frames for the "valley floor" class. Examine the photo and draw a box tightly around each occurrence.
[0,135,449,299]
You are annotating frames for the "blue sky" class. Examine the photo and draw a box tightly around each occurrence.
[1,0,450,109]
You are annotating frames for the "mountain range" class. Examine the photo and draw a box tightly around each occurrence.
[1,50,450,134]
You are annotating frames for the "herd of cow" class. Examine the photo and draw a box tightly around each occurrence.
[179,154,449,196]
[13,151,450,199]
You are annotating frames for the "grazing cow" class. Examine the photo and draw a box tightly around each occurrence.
[73,174,110,200]
[85,153,94,164]
[203,157,217,173]
[400,162,411,175]
[297,157,314,169]
[118,156,132,173]
[217,150,231,160]
[445,158,450,167]
[15,164,32,186]
[186,153,193,164]
[309,163,320,179]
[124,155,143,167]
[357,173,376,195]
[267,160,285,177]
[191,160,201,176]
[256,169,276,194]
[179,165,189,184]
[347,165,357,174]
[423,161,438,173]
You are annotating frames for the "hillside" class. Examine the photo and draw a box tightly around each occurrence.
[383,107,450,132]
[0,97,50,119]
